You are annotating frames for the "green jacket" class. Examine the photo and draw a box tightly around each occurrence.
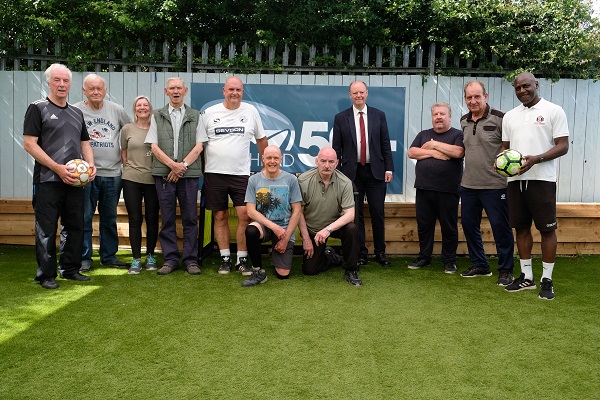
[151,105,202,178]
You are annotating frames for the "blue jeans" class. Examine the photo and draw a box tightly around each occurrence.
[83,175,122,264]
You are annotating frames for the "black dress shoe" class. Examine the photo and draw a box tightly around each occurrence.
[40,278,59,289]
[62,272,91,281]
[375,254,391,266]
[357,257,369,266]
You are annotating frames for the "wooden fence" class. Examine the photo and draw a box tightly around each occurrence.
[2,37,504,76]
[2,199,599,255]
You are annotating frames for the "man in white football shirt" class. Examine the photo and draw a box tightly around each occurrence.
[200,76,269,275]
[502,72,569,300]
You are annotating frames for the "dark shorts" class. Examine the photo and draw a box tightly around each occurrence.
[507,180,557,232]
[255,222,294,270]
[203,173,249,210]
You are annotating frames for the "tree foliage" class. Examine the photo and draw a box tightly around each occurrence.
[1,0,598,78]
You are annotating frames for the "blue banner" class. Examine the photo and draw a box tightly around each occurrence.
[191,83,405,194]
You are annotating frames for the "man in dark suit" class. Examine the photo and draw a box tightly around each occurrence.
[332,80,394,266]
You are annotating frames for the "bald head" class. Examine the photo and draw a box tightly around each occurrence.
[513,72,540,108]
[223,76,244,110]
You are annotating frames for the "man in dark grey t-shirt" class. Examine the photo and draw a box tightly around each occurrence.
[23,63,96,289]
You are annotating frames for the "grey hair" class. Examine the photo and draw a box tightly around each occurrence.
[83,73,106,89]
[44,63,72,83]
[431,102,452,116]
[132,96,153,122]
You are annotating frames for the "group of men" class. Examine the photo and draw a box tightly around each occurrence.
[408,73,569,300]
[24,63,568,298]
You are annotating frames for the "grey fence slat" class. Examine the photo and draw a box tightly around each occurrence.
[187,38,193,72]
[403,46,409,68]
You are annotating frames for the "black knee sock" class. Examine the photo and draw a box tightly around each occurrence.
[245,225,263,270]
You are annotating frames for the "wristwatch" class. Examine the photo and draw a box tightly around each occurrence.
[182,161,189,168]
[538,157,545,163]
[325,225,332,233]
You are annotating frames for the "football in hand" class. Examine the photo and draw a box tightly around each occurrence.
[65,159,92,187]
[494,149,524,177]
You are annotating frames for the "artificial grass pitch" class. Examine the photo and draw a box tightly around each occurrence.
[0,245,599,399]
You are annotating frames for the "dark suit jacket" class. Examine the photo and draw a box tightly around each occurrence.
[332,105,394,181]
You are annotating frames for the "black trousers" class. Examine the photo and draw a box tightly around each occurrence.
[302,222,360,275]
[122,179,159,259]
[33,182,84,281]
[355,163,387,257]
[415,189,459,263]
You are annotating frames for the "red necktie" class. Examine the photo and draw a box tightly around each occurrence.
[359,111,366,166]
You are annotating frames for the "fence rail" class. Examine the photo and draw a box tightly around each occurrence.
[1,37,508,76]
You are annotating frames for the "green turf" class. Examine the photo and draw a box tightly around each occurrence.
[1,245,598,399]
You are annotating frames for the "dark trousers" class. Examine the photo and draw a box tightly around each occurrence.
[33,182,84,281]
[415,189,459,263]
[355,164,387,257]
[460,187,514,271]
[302,222,360,275]
[122,179,160,259]
[155,177,199,266]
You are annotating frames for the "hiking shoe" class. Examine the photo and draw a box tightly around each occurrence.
[145,254,157,271]
[128,259,142,275]
[218,257,232,275]
[344,270,363,287]
[505,273,536,292]
[40,278,59,289]
[324,247,344,268]
[444,262,457,274]
[408,258,430,269]
[157,263,176,275]
[79,261,92,273]
[236,257,252,276]
[186,262,202,275]
[242,269,267,287]
[497,270,514,286]
[460,265,492,277]
[538,278,555,300]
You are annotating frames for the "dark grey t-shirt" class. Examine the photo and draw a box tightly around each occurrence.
[23,98,89,183]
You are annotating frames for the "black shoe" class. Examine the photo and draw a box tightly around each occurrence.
[324,247,344,267]
[40,278,59,289]
[538,278,555,300]
[408,258,430,270]
[101,258,129,267]
[357,256,369,266]
[218,257,232,275]
[460,265,492,277]
[375,254,391,266]
[62,272,91,281]
[444,262,457,274]
[242,269,268,287]
[497,270,514,286]
[505,273,536,292]
[344,270,363,287]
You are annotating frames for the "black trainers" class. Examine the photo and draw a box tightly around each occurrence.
[505,273,536,292]
[242,269,267,287]
[538,278,555,300]
[236,257,252,276]
[344,270,363,287]
[218,257,232,275]
[101,258,129,267]
[408,258,431,270]
[324,247,344,268]
[497,270,514,286]
[460,265,492,277]
[444,262,457,274]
